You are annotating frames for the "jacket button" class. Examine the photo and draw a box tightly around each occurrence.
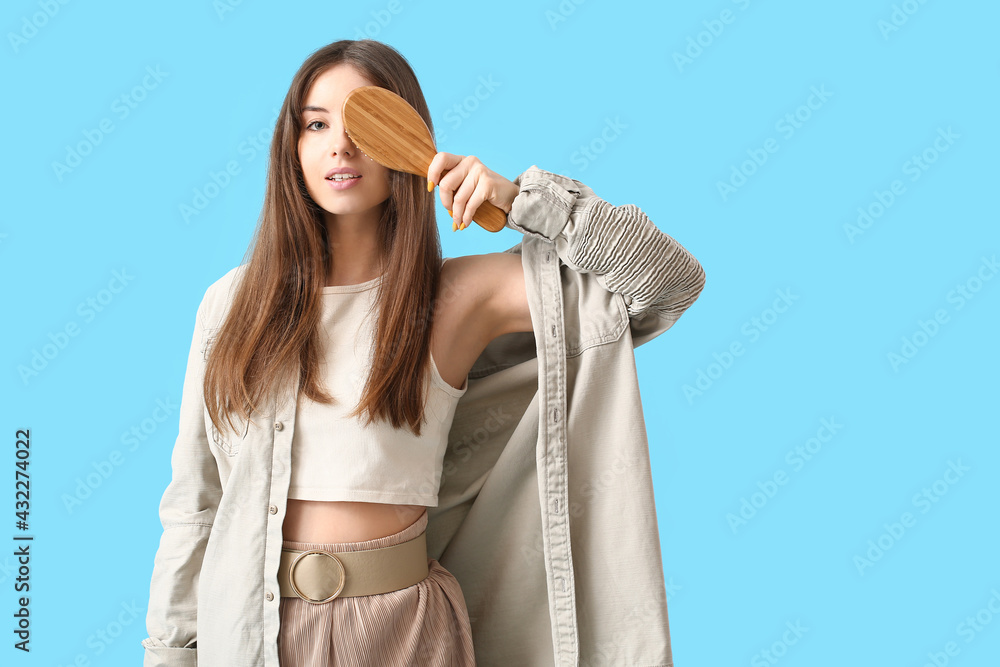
[268,504,278,514]
[274,421,284,431]
[265,591,274,601]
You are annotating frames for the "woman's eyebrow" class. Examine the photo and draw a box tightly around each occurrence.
[301,105,329,114]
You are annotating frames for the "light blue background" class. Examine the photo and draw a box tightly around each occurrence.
[3,1,998,665]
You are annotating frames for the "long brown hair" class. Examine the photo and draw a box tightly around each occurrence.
[204,39,443,439]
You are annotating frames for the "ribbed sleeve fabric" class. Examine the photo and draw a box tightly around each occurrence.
[508,165,706,327]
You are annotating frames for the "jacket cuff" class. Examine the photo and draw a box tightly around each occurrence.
[141,638,198,667]
[504,163,706,339]
[507,165,582,240]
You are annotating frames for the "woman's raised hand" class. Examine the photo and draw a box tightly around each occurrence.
[426,152,519,231]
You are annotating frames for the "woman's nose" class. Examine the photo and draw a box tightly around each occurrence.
[328,126,355,156]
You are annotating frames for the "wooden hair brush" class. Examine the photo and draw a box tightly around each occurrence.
[342,85,507,233]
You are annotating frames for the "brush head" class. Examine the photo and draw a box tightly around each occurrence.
[342,85,508,233]
[342,86,437,177]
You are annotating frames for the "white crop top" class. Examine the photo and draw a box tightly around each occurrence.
[286,259,468,506]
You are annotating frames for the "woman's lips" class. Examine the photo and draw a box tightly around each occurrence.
[325,175,363,190]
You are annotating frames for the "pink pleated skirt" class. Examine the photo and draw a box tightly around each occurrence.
[277,509,476,666]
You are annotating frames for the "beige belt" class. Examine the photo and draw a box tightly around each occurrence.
[278,529,429,604]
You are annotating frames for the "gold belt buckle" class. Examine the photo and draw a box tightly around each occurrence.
[287,549,346,604]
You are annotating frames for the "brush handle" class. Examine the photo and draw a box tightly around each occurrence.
[456,197,507,232]
[423,163,507,233]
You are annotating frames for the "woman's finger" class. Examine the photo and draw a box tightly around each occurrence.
[437,159,471,211]
[427,152,463,194]
[460,176,493,230]
[451,168,480,229]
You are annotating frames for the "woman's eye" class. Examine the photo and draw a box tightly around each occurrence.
[306,120,326,131]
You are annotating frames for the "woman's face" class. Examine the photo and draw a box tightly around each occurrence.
[297,63,392,221]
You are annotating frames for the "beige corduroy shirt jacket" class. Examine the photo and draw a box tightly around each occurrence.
[141,165,706,666]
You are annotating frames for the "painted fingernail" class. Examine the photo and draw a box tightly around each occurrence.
[452,220,457,232]
[427,179,434,192]
[446,209,452,217]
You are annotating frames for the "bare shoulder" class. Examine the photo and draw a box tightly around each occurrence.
[440,252,531,340]
[429,253,532,391]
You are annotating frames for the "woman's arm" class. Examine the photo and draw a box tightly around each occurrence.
[429,156,706,347]
[140,292,223,667]
[504,165,706,346]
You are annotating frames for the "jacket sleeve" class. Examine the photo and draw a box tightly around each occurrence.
[140,289,223,667]
[506,165,706,347]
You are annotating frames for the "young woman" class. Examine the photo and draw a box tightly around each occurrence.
[142,38,705,667]
[270,42,527,666]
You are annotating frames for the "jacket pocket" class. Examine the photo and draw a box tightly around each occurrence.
[206,411,249,457]
[201,326,219,361]
[199,323,250,456]
[140,640,199,666]
[560,262,629,356]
